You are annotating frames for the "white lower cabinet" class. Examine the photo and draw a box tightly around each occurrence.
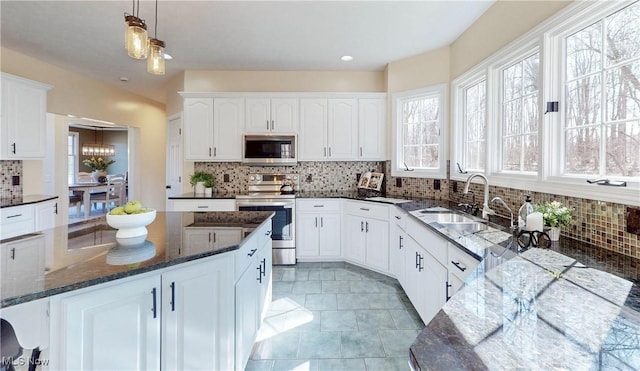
[182,227,243,255]
[35,199,58,231]
[235,221,273,371]
[447,242,480,298]
[389,207,407,283]
[51,254,236,371]
[296,199,342,260]
[343,201,389,273]
[1,234,45,299]
[161,258,235,371]
[53,275,161,370]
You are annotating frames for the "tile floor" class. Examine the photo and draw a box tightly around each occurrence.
[247,262,424,371]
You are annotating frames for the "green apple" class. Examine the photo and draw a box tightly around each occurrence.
[109,206,126,215]
[124,200,143,214]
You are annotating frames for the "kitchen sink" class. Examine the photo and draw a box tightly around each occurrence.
[439,221,488,233]
[434,213,476,224]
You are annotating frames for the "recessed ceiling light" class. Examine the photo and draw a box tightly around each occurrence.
[341,55,353,62]
[163,53,173,60]
[119,77,129,82]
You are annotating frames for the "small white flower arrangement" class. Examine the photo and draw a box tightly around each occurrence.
[535,201,572,228]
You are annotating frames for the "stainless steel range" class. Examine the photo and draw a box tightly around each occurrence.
[236,173,299,265]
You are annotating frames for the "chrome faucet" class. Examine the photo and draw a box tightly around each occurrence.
[463,173,495,220]
[491,196,517,235]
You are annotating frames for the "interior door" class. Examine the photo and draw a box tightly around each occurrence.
[166,114,183,209]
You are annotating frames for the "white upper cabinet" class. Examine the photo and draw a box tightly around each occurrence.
[327,99,358,160]
[298,99,328,160]
[183,97,243,161]
[358,98,386,160]
[0,73,52,160]
[245,98,298,133]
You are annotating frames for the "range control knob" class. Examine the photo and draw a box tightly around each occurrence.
[249,175,256,181]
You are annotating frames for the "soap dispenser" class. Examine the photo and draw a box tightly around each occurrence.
[518,195,534,229]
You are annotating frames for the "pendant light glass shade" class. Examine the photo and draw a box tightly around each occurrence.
[147,38,165,75]
[125,15,148,59]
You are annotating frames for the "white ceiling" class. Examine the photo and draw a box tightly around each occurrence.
[1,1,494,104]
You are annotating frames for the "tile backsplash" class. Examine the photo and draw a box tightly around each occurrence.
[0,160,22,199]
[195,161,383,194]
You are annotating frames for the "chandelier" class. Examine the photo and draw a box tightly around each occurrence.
[82,128,115,157]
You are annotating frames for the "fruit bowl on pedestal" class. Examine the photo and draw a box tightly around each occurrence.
[106,208,156,246]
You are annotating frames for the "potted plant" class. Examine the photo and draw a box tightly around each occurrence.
[535,201,572,241]
[82,156,115,182]
[190,171,214,195]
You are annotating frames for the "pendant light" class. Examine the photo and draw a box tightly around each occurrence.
[147,0,166,75]
[124,0,147,59]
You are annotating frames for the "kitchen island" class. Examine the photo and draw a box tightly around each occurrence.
[0,210,274,370]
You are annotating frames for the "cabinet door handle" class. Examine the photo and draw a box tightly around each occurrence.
[10,248,16,260]
[208,232,212,243]
[209,147,212,157]
[321,217,323,228]
[418,255,424,272]
[360,147,363,156]
[395,215,401,220]
[415,252,420,269]
[451,261,467,272]
[213,232,216,244]
[257,264,262,283]
[361,221,364,232]
[446,281,452,301]
[271,120,274,130]
[151,288,158,319]
[399,236,403,249]
[315,217,318,228]
[324,147,327,157]
[261,258,266,277]
[328,147,332,157]
[11,143,16,154]
[54,202,58,214]
[214,147,217,157]
[266,230,271,236]
[365,221,369,232]
[170,282,176,311]
[267,120,270,130]
[248,248,257,257]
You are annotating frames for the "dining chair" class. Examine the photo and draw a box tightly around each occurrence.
[69,192,83,217]
[90,175,125,211]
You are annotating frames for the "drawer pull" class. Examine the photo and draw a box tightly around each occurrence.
[248,248,257,257]
[360,207,370,211]
[313,205,324,208]
[6,214,22,219]
[451,261,467,272]
[197,206,209,209]
[395,215,401,220]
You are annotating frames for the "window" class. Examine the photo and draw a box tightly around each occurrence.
[463,80,487,172]
[392,84,447,178]
[501,53,540,173]
[450,0,639,204]
[563,2,640,178]
[68,132,79,184]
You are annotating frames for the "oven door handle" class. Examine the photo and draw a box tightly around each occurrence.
[236,201,294,208]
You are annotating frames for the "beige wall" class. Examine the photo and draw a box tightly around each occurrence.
[2,48,168,211]
[386,46,450,94]
[165,71,185,117]
[183,70,385,93]
[450,0,572,79]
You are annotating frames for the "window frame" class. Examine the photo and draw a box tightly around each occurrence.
[68,131,79,185]
[451,0,639,205]
[391,84,448,179]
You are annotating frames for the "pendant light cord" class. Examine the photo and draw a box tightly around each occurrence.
[154,0,158,38]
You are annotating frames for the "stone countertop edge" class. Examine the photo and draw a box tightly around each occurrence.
[1,212,274,308]
[1,195,59,208]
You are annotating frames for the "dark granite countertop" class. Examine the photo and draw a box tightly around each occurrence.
[0,195,59,208]
[1,211,273,308]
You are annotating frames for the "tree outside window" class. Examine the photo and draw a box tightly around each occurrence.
[501,53,540,173]
[463,80,486,171]
[564,2,640,178]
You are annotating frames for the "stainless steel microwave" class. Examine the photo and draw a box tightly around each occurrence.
[243,134,297,166]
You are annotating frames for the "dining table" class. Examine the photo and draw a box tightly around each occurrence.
[68,182,110,218]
